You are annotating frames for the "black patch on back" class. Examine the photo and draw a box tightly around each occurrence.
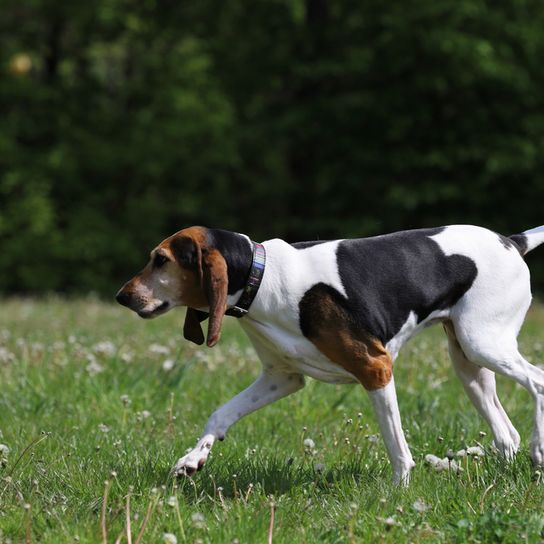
[508,234,527,256]
[208,229,253,295]
[299,227,478,345]
[291,240,330,250]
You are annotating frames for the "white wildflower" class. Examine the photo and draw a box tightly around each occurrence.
[191,512,206,529]
[140,410,151,419]
[93,341,116,357]
[166,496,177,507]
[86,359,104,376]
[163,533,177,544]
[466,446,485,457]
[162,359,175,371]
[0,347,15,364]
[120,352,133,363]
[0,444,10,456]
[412,498,430,513]
[149,344,170,355]
[98,424,110,433]
[424,454,461,472]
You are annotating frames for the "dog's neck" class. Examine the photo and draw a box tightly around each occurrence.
[207,228,254,296]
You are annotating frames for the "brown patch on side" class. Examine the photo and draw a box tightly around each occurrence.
[299,286,392,390]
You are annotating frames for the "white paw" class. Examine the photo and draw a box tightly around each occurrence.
[392,459,416,486]
[493,438,519,461]
[530,442,544,467]
[172,438,213,477]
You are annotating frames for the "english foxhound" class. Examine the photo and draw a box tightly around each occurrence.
[116,225,544,483]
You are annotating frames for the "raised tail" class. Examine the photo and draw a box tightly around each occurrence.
[510,226,544,256]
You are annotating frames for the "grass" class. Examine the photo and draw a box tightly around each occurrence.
[0,297,543,543]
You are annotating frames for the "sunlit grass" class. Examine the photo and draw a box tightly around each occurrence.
[0,297,543,542]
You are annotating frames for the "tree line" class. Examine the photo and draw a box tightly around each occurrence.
[1,0,543,295]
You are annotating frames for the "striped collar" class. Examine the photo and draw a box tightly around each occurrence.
[225,242,266,318]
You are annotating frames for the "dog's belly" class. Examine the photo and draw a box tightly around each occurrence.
[242,321,359,384]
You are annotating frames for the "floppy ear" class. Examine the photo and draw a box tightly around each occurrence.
[183,308,208,345]
[202,248,228,347]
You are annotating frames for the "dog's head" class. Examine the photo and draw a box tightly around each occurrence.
[116,227,230,347]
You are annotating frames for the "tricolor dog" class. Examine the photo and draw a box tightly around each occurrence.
[116,225,544,484]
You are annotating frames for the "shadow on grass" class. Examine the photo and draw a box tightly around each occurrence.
[169,456,388,501]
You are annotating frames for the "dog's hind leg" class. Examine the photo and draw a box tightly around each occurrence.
[455,325,544,467]
[444,322,520,458]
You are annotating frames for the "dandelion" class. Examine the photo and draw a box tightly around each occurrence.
[382,516,399,528]
[120,352,133,363]
[86,357,104,376]
[120,394,131,407]
[314,463,325,473]
[98,424,110,433]
[0,347,15,364]
[166,496,177,507]
[162,359,175,371]
[412,498,430,513]
[0,444,9,456]
[93,341,116,357]
[191,512,206,529]
[163,533,177,544]
[149,344,170,355]
[424,454,461,472]
[466,446,485,457]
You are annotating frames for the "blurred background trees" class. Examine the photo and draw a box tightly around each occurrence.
[1,0,544,295]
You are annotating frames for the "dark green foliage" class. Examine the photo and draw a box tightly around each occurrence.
[1,1,544,294]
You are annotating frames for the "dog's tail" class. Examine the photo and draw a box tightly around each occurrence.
[509,226,544,256]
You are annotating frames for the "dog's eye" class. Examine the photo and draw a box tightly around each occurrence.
[153,254,168,268]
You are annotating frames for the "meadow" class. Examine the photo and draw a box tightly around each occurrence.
[0,297,543,543]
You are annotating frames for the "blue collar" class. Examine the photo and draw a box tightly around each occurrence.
[225,242,266,318]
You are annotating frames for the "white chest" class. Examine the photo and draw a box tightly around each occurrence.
[242,320,358,384]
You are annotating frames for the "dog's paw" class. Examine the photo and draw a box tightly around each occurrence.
[172,436,214,477]
[172,453,207,477]
[531,441,544,467]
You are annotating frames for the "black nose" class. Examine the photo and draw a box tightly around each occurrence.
[115,290,131,307]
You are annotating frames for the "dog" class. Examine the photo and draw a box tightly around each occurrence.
[116,224,544,484]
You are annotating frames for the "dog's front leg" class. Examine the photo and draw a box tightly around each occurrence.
[173,371,305,476]
[368,377,415,485]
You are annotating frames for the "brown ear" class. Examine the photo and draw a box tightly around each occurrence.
[202,248,228,347]
[183,308,208,345]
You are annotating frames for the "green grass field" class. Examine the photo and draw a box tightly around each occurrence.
[1,297,543,543]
